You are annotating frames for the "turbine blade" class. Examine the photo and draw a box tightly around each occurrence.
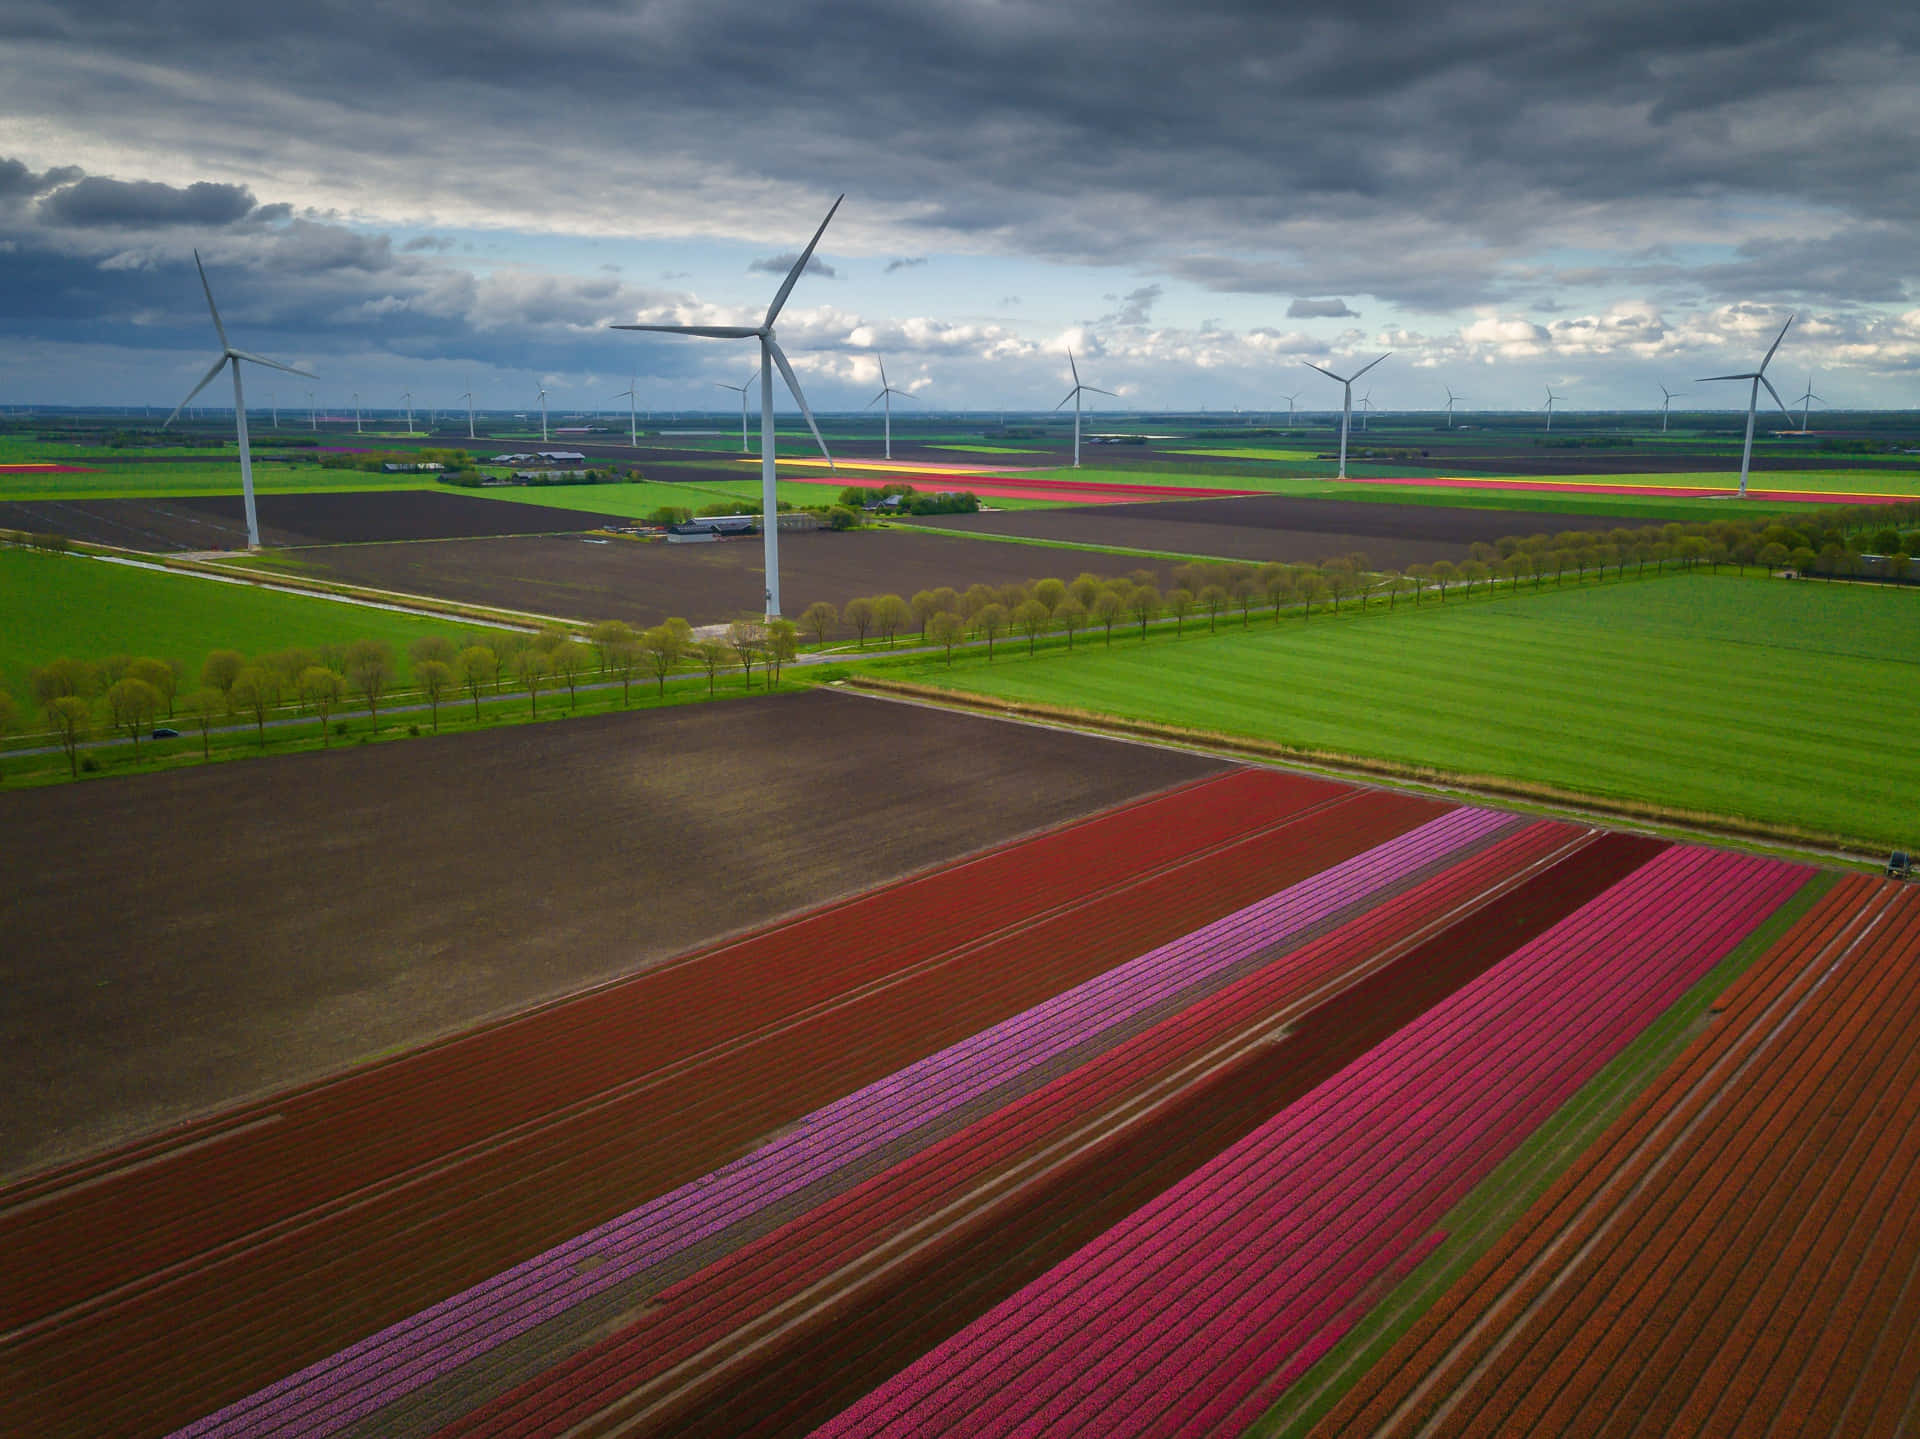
[1696,372,1756,383]
[892,389,920,402]
[1085,386,1119,397]
[1303,361,1344,381]
[868,390,887,408]
[1054,390,1077,411]
[764,194,844,330]
[768,338,834,471]
[878,355,889,390]
[1352,351,1390,380]
[165,354,230,427]
[1759,313,1794,372]
[610,324,759,339]
[1068,349,1080,385]
[193,250,229,351]
[230,349,316,380]
[1760,375,1794,423]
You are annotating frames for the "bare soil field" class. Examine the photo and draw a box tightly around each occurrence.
[0,689,1222,1180]
[266,526,1181,625]
[905,493,1644,568]
[0,489,620,552]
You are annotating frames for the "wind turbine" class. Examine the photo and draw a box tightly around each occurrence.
[1443,384,1464,428]
[402,390,414,434]
[162,251,315,549]
[1697,314,1795,499]
[1542,385,1562,432]
[307,390,317,432]
[714,376,752,453]
[1280,391,1300,426]
[1055,349,1117,468]
[352,393,362,433]
[536,386,548,443]
[1794,372,1822,432]
[1357,392,1375,432]
[1302,351,1389,479]
[1658,383,1677,433]
[268,392,278,429]
[612,194,842,619]
[868,355,919,460]
[461,388,476,440]
[613,377,642,446]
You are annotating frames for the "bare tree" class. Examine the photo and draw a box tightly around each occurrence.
[976,602,1007,660]
[230,664,282,747]
[181,687,221,758]
[417,659,454,730]
[547,639,591,708]
[46,695,90,778]
[1165,587,1194,635]
[456,646,496,718]
[728,617,766,689]
[483,630,526,692]
[300,666,346,744]
[107,676,164,757]
[1128,584,1161,640]
[1093,588,1124,645]
[929,610,965,665]
[344,638,395,726]
[1056,594,1086,649]
[1198,583,1230,632]
[800,600,840,646]
[643,623,687,695]
[514,646,550,716]
[765,619,798,684]
[693,639,729,695]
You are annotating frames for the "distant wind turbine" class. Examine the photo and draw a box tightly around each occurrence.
[1794,372,1822,432]
[1280,391,1300,426]
[461,387,475,440]
[1658,383,1678,433]
[1542,386,1562,432]
[1443,385,1464,428]
[612,194,842,618]
[714,377,752,453]
[868,355,919,460]
[402,390,414,434]
[1055,350,1117,468]
[307,390,317,432]
[352,392,362,434]
[613,377,642,446]
[537,386,548,443]
[1697,314,1795,498]
[268,392,277,429]
[1303,352,1389,479]
[162,250,315,549]
[1357,392,1375,432]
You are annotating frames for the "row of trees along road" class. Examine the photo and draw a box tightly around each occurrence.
[797,502,1920,666]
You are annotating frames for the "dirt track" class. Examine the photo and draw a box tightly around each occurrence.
[0,489,621,552]
[270,527,1180,626]
[0,689,1221,1179]
[905,493,1646,569]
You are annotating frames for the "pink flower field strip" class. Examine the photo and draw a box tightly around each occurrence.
[176,807,1512,1438]
[817,846,1807,1438]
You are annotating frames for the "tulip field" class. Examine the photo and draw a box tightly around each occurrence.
[5,759,1916,1438]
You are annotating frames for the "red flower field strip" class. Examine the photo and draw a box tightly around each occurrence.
[178,804,1500,1437]
[11,776,1413,1437]
[1493,897,1920,1438]
[821,848,1800,1437]
[430,823,1592,1438]
[1308,874,1864,1438]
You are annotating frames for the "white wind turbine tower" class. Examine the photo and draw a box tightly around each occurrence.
[1303,352,1388,479]
[1542,385,1562,432]
[612,195,843,619]
[268,392,278,428]
[162,251,315,549]
[1697,314,1795,499]
[352,393,362,433]
[714,377,752,453]
[402,390,414,434]
[1357,391,1375,431]
[1443,384,1464,428]
[1658,383,1678,433]
[613,377,643,446]
[461,388,476,440]
[1055,350,1117,468]
[307,390,317,431]
[868,355,919,460]
[1794,372,1822,432]
[536,386,549,443]
[1280,391,1301,426]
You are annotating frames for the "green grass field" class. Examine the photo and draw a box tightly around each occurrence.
[0,548,499,709]
[870,571,1920,849]
[0,458,437,502]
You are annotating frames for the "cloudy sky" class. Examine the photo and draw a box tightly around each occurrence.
[2,0,1917,416]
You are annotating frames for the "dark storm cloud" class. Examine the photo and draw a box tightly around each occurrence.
[0,157,82,201]
[1288,299,1358,319]
[747,252,837,279]
[41,177,258,228]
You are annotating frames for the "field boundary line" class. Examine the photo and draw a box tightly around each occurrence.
[836,677,1890,867]
[1395,880,1905,1437]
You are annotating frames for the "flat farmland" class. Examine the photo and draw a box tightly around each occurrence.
[0,488,622,552]
[906,493,1645,567]
[0,687,1223,1179]
[256,527,1181,626]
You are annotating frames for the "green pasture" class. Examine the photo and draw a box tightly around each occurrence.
[1167,447,1321,461]
[0,548,497,710]
[867,571,1920,850]
[0,458,436,502]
